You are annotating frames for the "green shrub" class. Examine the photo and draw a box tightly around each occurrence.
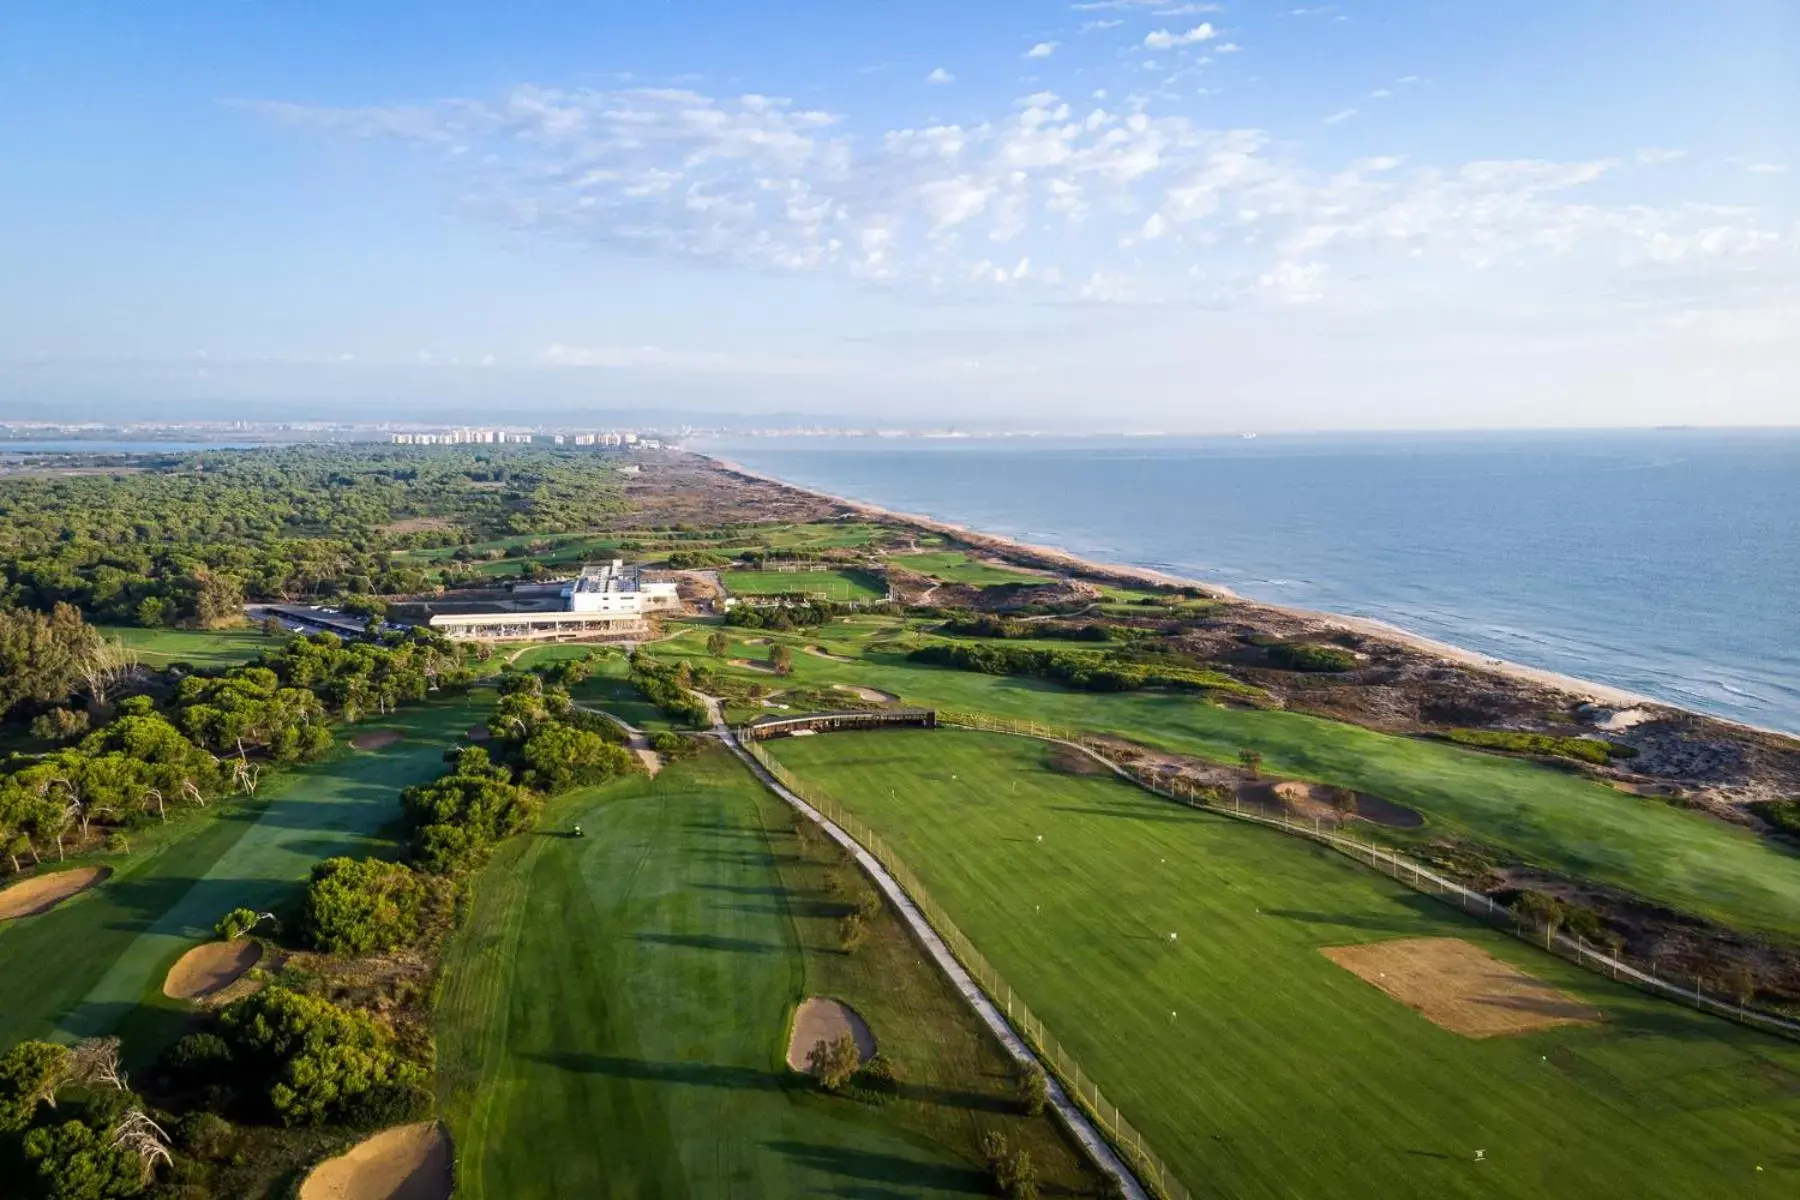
[1015,1064,1048,1117]
[1267,642,1358,672]
[216,987,426,1127]
[0,1040,70,1134]
[1445,729,1630,765]
[807,1034,861,1092]
[1750,799,1800,837]
[300,857,425,955]
[213,908,259,941]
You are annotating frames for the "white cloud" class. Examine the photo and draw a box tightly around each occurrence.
[1072,1,1220,10]
[1215,43,1243,54]
[1323,108,1357,124]
[1635,147,1686,164]
[1259,260,1330,303]
[1081,19,1123,32]
[1145,23,1216,49]
[1026,42,1059,59]
[257,81,1800,311]
[1366,87,1392,99]
[1746,162,1787,175]
[926,67,954,85]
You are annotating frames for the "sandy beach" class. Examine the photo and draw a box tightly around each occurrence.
[704,453,1684,720]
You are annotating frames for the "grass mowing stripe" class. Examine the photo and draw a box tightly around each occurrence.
[769,728,1800,1200]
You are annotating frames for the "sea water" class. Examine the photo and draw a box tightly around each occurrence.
[707,429,1800,735]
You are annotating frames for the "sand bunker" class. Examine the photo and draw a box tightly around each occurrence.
[786,997,877,1072]
[465,725,491,742]
[833,684,898,704]
[1322,937,1601,1039]
[729,658,779,672]
[806,645,857,663]
[1269,780,1423,829]
[0,866,109,921]
[349,729,404,751]
[164,939,263,1001]
[299,1122,452,1200]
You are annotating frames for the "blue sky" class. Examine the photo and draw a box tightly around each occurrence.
[1,1,1796,429]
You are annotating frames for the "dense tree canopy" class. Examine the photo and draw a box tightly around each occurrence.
[0,446,627,625]
[215,988,427,1127]
[300,857,427,955]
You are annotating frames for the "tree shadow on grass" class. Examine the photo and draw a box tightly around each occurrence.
[630,931,783,955]
[523,1051,794,1093]
[1046,805,1198,824]
[766,1140,988,1195]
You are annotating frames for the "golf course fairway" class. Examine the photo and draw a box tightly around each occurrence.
[435,747,1087,1198]
[767,727,1800,1200]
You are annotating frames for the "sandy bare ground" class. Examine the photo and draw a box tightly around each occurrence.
[627,732,663,777]
[349,729,404,751]
[834,684,899,704]
[806,645,857,663]
[465,725,491,742]
[164,939,263,1001]
[0,866,109,921]
[729,658,779,672]
[299,1122,452,1200]
[1322,937,1601,1039]
[786,997,877,1072]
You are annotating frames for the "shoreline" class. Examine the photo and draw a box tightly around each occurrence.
[700,452,1795,740]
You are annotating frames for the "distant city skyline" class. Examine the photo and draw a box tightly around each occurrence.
[1,2,1796,429]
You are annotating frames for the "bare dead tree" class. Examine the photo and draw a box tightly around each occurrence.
[143,788,166,822]
[79,637,140,707]
[181,779,207,809]
[231,760,261,796]
[67,1037,128,1091]
[111,1108,174,1182]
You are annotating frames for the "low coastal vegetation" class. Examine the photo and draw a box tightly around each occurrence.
[1442,727,1635,764]
[908,640,1262,699]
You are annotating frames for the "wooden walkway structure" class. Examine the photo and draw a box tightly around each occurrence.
[739,708,936,740]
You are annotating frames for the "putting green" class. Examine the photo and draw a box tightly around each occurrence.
[768,728,1800,1200]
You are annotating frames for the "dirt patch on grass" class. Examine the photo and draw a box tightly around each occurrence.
[349,729,404,751]
[165,939,263,1001]
[465,725,491,742]
[742,636,771,645]
[0,866,110,921]
[299,1122,452,1200]
[382,516,457,535]
[1322,937,1601,1038]
[729,658,779,672]
[806,645,857,663]
[786,997,877,1072]
[833,684,897,704]
[1047,744,1108,776]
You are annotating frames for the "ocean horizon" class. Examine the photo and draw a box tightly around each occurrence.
[705,428,1800,737]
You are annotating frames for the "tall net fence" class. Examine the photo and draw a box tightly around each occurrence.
[740,736,1192,1200]
[938,708,1800,1043]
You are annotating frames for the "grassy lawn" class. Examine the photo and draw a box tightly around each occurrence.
[767,729,1800,1200]
[0,698,487,1057]
[643,622,1800,939]
[889,551,1051,587]
[723,568,888,602]
[435,749,1087,1198]
[100,625,274,669]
